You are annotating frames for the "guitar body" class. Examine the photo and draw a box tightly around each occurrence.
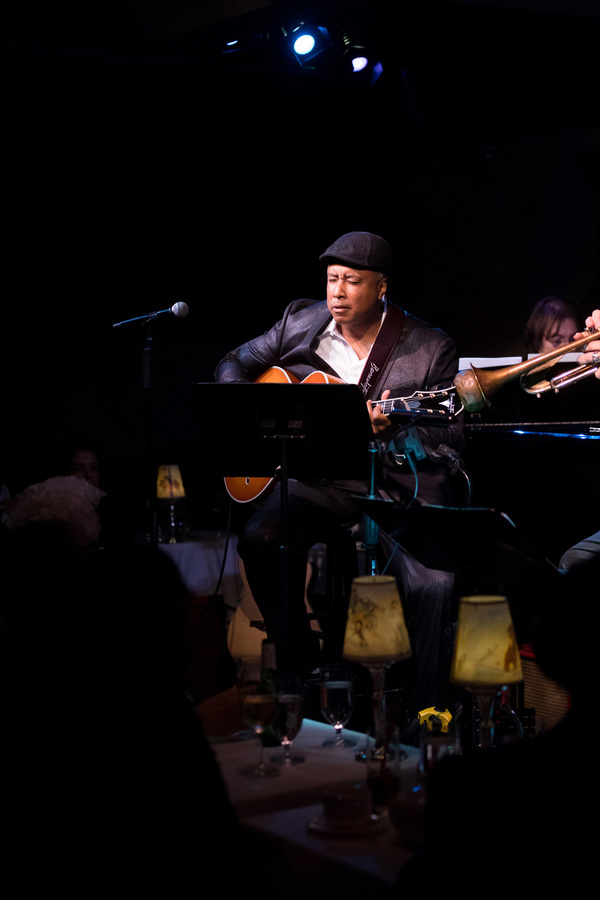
[223,367,344,503]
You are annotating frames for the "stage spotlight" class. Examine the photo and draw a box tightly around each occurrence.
[348,51,383,82]
[349,50,384,83]
[285,23,333,67]
[294,33,315,56]
[351,55,368,73]
[341,30,383,82]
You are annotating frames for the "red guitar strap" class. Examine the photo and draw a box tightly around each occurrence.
[358,304,405,399]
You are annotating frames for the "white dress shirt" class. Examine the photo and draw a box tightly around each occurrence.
[315,306,387,385]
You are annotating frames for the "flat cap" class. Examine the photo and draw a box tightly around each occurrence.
[319,231,392,275]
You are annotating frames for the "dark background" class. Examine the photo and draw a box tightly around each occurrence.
[3,0,600,557]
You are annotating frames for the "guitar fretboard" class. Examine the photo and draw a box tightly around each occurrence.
[369,388,458,418]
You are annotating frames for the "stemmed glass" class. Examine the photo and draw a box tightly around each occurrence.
[237,659,279,778]
[270,676,305,766]
[320,663,356,748]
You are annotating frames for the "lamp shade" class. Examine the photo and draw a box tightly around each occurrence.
[156,465,186,500]
[342,576,412,666]
[450,595,523,690]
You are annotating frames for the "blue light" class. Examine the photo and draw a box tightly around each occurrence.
[222,38,240,55]
[371,61,384,83]
[294,34,316,56]
[351,56,368,72]
[513,429,599,440]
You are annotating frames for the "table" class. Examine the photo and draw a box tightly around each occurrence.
[159,532,244,701]
[242,803,416,894]
[158,530,243,614]
[212,719,419,817]
[211,719,422,894]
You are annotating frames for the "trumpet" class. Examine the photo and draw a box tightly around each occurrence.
[454,328,600,412]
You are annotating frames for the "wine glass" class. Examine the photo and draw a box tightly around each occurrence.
[320,663,356,748]
[238,659,279,778]
[270,676,305,766]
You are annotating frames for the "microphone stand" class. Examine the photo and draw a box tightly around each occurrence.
[114,305,189,550]
[362,441,380,576]
[140,322,159,549]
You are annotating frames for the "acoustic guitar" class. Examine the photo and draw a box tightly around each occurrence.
[223,366,457,503]
[226,557,319,661]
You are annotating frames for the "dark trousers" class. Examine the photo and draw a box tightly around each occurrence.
[237,479,456,718]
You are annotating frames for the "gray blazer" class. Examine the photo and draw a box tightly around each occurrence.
[215,300,464,504]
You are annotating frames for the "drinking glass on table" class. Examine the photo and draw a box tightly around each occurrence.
[238,659,279,778]
[320,663,356,748]
[366,730,402,815]
[271,676,305,766]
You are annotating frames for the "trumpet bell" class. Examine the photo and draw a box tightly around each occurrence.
[453,366,491,413]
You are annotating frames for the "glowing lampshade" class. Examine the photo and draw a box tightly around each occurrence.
[343,576,411,761]
[451,595,523,748]
[343,575,412,666]
[156,465,186,500]
[450,595,522,690]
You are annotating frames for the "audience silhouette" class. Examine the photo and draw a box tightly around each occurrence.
[394,555,594,900]
[54,438,134,547]
[0,523,259,898]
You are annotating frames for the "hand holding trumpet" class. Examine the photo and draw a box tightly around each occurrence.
[577,309,600,378]
[454,307,600,411]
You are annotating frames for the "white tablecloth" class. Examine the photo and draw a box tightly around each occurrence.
[212,719,420,817]
[159,531,243,613]
[212,719,421,893]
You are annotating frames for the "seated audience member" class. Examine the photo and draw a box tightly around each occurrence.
[0,480,13,526]
[7,474,104,552]
[523,295,581,355]
[55,438,133,546]
[394,555,594,900]
[65,442,101,486]
[0,527,260,898]
[559,529,600,572]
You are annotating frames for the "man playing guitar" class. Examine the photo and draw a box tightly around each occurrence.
[215,231,463,719]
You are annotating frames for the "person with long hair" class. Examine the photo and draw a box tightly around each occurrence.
[523,295,581,355]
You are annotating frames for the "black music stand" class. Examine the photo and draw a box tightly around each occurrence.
[190,381,375,664]
[356,498,557,578]
[191,382,374,481]
[355,498,560,634]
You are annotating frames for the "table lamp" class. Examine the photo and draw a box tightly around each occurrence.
[450,595,523,748]
[156,464,186,543]
[342,575,412,760]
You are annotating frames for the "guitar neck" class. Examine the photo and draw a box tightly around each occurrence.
[372,398,399,415]
[370,388,457,420]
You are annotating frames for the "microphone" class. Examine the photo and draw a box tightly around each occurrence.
[113,301,189,328]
